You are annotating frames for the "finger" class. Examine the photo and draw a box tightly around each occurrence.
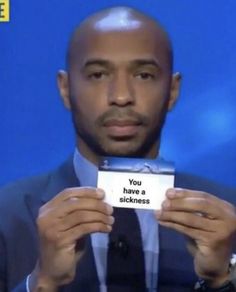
[38,200,114,235]
[40,196,113,218]
[162,197,219,218]
[59,210,115,231]
[158,220,211,242]
[50,187,105,204]
[167,188,234,211]
[166,188,228,208]
[162,191,229,219]
[64,198,113,215]
[57,222,112,248]
[155,210,218,232]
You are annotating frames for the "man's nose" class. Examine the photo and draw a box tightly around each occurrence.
[108,73,135,106]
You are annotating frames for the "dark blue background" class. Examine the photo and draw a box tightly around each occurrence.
[1,0,236,187]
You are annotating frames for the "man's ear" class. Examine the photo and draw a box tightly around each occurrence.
[168,72,182,111]
[57,70,71,110]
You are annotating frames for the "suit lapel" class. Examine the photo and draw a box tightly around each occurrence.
[25,156,79,225]
[158,225,197,290]
[41,156,79,203]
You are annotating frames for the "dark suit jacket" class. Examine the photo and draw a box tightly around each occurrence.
[0,157,235,292]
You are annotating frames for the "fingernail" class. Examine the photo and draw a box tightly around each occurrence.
[96,188,105,198]
[106,204,113,214]
[155,210,162,218]
[108,216,115,225]
[166,188,176,198]
[162,200,170,209]
[107,225,112,232]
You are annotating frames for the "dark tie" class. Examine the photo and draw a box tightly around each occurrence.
[106,207,146,291]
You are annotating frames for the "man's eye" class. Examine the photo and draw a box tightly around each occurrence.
[136,72,155,80]
[88,71,108,80]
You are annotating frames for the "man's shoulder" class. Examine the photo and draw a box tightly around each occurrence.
[0,172,51,212]
[0,156,77,210]
[175,171,236,203]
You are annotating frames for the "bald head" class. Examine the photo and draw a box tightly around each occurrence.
[66,6,173,70]
[58,6,180,161]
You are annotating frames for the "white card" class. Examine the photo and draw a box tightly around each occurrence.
[97,169,174,210]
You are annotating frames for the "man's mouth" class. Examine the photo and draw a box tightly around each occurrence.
[103,119,142,138]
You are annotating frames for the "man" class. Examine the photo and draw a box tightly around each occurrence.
[0,6,235,292]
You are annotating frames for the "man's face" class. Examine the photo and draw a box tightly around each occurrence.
[60,24,180,160]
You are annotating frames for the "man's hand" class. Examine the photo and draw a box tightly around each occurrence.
[155,188,236,288]
[29,187,114,291]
